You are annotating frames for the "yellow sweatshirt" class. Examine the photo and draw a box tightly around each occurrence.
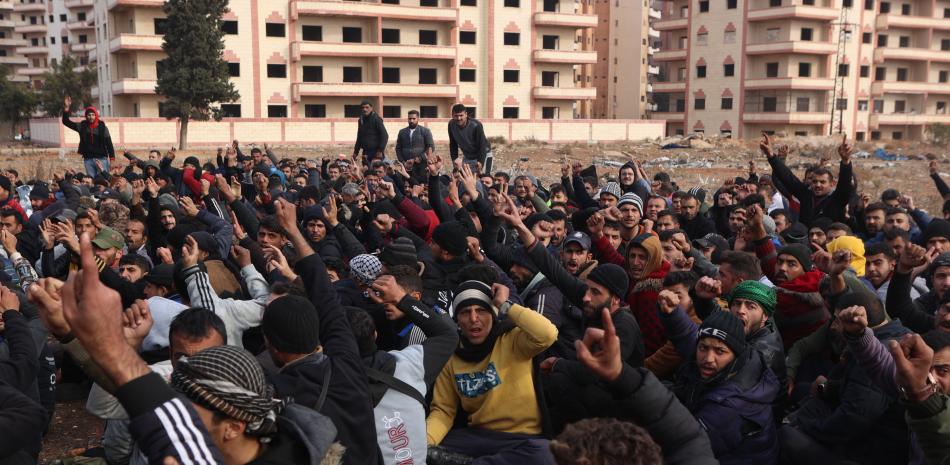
[426,304,558,445]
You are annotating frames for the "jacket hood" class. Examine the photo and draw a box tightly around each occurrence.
[626,233,664,278]
[84,106,100,128]
[872,319,911,342]
[780,269,825,293]
[268,403,341,465]
[706,350,779,406]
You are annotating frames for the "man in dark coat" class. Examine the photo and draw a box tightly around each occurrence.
[353,100,388,165]
[659,297,780,465]
[395,109,434,183]
[61,96,115,178]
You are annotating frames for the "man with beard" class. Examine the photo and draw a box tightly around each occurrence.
[861,202,888,240]
[426,280,558,465]
[394,110,434,183]
[761,133,853,225]
[678,192,716,239]
[658,297,779,464]
[300,196,366,261]
[749,204,829,349]
[689,278,787,407]
[887,244,950,334]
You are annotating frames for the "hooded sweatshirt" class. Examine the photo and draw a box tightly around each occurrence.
[625,235,672,355]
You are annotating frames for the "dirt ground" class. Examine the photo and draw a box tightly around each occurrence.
[10,135,949,461]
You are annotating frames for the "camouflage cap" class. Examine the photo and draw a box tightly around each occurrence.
[92,227,125,251]
[98,202,130,233]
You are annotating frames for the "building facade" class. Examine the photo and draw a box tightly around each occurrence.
[9,0,95,87]
[92,0,599,120]
[584,0,656,119]
[651,0,950,140]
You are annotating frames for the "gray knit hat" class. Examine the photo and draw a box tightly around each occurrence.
[600,182,622,200]
[617,193,643,213]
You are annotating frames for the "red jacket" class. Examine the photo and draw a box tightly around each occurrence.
[627,261,671,355]
[755,238,829,349]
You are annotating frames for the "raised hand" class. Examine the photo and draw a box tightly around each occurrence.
[27,278,69,338]
[889,333,936,403]
[181,235,201,268]
[494,194,522,226]
[263,245,295,280]
[0,285,19,311]
[837,134,853,164]
[759,132,774,158]
[586,212,605,239]
[898,243,929,274]
[179,196,199,217]
[122,299,153,350]
[156,247,173,265]
[322,195,340,227]
[39,219,54,250]
[0,229,17,256]
[466,236,485,264]
[370,275,407,304]
[836,305,868,337]
[829,249,852,276]
[694,276,722,300]
[657,289,681,314]
[64,95,72,112]
[230,244,252,268]
[274,198,299,237]
[575,308,622,381]
[930,159,939,175]
[214,174,234,202]
[459,162,479,199]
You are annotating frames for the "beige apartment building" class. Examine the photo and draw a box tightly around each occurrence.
[651,0,950,140]
[584,0,658,119]
[8,0,95,87]
[91,0,599,121]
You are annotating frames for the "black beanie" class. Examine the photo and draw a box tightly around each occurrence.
[372,200,403,220]
[923,219,950,245]
[524,212,552,231]
[571,207,599,236]
[379,237,418,268]
[587,263,629,299]
[811,217,833,232]
[262,295,322,353]
[782,222,809,245]
[699,311,747,357]
[511,248,540,275]
[432,221,469,257]
[779,243,813,271]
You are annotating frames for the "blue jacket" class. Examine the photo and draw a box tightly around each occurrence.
[663,308,779,465]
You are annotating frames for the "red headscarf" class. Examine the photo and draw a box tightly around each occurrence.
[85,106,100,143]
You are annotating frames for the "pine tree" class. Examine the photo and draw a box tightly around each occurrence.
[156,0,239,149]
[0,65,36,137]
[38,56,95,117]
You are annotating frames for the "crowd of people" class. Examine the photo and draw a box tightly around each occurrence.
[0,99,945,465]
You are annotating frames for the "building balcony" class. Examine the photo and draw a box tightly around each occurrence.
[532,49,597,64]
[292,82,457,102]
[649,7,662,19]
[0,38,27,47]
[746,40,837,55]
[66,20,93,30]
[0,56,28,65]
[648,27,661,39]
[533,11,598,28]
[532,86,597,100]
[65,0,93,7]
[291,0,457,22]
[876,13,949,30]
[743,112,829,124]
[646,83,653,92]
[0,19,16,28]
[8,74,27,82]
[0,2,13,10]
[13,2,45,13]
[17,45,47,55]
[109,34,163,52]
[70,42,95,53]
[112,78,157,95]
[18,66,45,76]
[14,24,46,34]
[874,47,950,62]
[648,46,660,54]
[651,111,685,122]
[747,5,838,21]
[653,17,687,31]
[744,77,835,90]
[106,0,164,9]
[871,81,950,95]
[871,113,950,127]
[653,49,687,61]
[652,81,687,92]
[648,65,660,74]
[291,41,455,61]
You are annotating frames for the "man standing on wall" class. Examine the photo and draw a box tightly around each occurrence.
[61,95,115,178]
[353,100,389,166]
[395,109,434,183]
[448,103,492,174]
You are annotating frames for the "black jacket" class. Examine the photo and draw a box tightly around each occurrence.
[0,381,45,465]
[354,111,389,156]
[767,157,853,226]
[267,253,384,465]
[885,269,937,334]
[448,118,490,164]
[395,125,434,163]
[608,365,719,465]
[61,111,115,160]
[0,311,41,464]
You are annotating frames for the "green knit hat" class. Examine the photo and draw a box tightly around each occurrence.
[728,281,776,317]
